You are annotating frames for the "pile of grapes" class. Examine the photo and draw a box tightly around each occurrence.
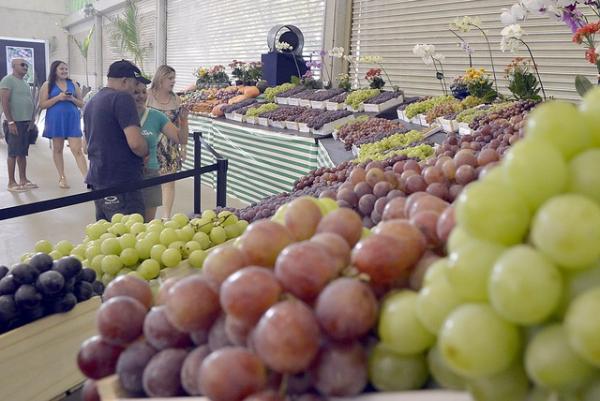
[275,86,306,99]
[307,88,346,102]
[345,89,381,109]
[264,83,298,102]
[293,161,355,192]
[20,212,248,287]
[337,118,406,150]
[261,106,307,122]
[409,95,600,401]
[327,92,348,104]
[236,182,341,223]
[469,99,537,130]
[307,110,352,130]
[293,89,317,100]
[404,95,454,119]
[77,197,453,400]
[364,91,403,105]
[246,103,279,118]
[222,99,258,114]
[0,255,104,334]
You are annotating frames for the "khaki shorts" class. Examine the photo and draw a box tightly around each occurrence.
[142,168,162,208]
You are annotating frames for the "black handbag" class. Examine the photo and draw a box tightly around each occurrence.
[27,122,38,145]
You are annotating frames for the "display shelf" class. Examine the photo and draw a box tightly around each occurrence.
[0,296,101,401]
[97,375,472,401]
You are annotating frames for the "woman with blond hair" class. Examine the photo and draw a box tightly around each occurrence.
[147,65,188,219]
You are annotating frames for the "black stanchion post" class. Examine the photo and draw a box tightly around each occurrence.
[216,158,228,207]
[193,132,202,215]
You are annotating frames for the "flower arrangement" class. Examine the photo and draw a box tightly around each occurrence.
[275,41,293,52]
[450,16,499,92]
[500,24,547,100]
[365,68,385,89]
[463,68,498,102]
[450,76,470,100]
[337,73,351,91]
[359,55,398,90]
[505,57,542,101]
[228,60,262,85]
[413,44,448,94]
[195,65,230,88]
[499,0,600,94]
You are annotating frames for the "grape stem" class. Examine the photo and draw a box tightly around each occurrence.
[279,373,289,397]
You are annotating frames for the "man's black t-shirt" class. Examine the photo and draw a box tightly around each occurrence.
[83,88,142,189]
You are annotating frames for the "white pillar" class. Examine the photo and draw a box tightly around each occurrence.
[156,0,167,67]
[322,0,352,87]
[94,14,103,87]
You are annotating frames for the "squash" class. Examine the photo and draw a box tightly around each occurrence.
[228,95,249,105]
[212,103,227,117]
[243,86,260,98]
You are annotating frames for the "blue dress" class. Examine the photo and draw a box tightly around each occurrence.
[43,80,82,138]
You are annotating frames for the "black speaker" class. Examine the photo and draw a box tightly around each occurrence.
[261,52,308,86]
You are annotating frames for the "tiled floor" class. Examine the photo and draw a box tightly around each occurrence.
[0,135,247,266]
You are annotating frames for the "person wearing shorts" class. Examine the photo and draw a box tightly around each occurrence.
[0,58,37,193]
[83,60,149,221]
[133,81,186,222]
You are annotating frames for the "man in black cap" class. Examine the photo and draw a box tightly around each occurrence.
[83,59,150,221]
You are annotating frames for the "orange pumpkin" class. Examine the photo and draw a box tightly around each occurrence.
[228,95,249,104]
[212,103,227,117]
[243,86,260,98]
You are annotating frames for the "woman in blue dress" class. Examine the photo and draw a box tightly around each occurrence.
[39,60,87,189]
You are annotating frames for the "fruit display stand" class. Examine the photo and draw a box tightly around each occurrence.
[185,115,335,204]
[97,374,472,401]
[0,296,101,401]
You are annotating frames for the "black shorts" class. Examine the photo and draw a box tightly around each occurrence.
[3,121,31,157]
[93,190,145,221]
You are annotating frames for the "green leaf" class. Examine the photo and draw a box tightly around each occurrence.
[575,75,594,97]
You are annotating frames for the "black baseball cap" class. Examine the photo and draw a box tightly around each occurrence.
[107,59,151,84]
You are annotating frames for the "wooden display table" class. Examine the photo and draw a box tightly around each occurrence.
[0,296,101,401]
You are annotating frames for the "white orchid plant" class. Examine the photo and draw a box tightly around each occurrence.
[275,41,293,52]
[358,55,398,91]
[450,16,499,92]
[413,44,449,94]
[501,1,600,95]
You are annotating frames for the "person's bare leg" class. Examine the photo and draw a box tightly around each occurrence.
[52,138,66,179]
[16,156,28,184]
[7,156,17,187]
[67,137,88,177]
[161,181,175,219]
[145,207,157,223]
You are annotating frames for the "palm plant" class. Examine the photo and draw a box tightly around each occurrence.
[110,0,147,72]
[71,25,95,90]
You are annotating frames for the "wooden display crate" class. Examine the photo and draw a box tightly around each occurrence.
[98,375,472,401]
[0,296,101,401]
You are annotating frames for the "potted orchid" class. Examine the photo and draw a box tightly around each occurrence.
[358,55,398,91]
[500,24,547,100]
[413,44,448,94]
[450,16,499,92]
[505,57,542,101]
[500,0,600,95]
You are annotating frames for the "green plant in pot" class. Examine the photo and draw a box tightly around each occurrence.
[505,57,541,101]
[365,68,385,90]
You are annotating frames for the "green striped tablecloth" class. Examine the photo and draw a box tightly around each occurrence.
[185,115,336,204]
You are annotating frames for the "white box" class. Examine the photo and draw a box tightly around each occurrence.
[224,112,234,120]
[437,117,458,133]
[311,115,355,137]
[257,117,269,126]
[410,115,421,125]
[298,122,310,133]
[363,94,405,113]
[288,97,300,106]
[346,104,364,113]
[271,120,286,130]
[231,113,244,122]
[299,99,312,107]
[311,100,326,110]
[418,114,430,127]
[285,121,299,130]
[458,122,472,136]
[325,101,345,111]
[275,96,288,105]
[245,116,257,125]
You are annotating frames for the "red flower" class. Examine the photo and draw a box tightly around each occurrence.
[365,68,382,81]
[573,22,600,44]
[586,47,598,64]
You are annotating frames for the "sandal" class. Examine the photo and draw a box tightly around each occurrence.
[22,181,38,189]
[7,184,28,193]
[59,177,70,189]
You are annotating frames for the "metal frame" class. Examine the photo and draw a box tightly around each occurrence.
[0,131,228,221]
